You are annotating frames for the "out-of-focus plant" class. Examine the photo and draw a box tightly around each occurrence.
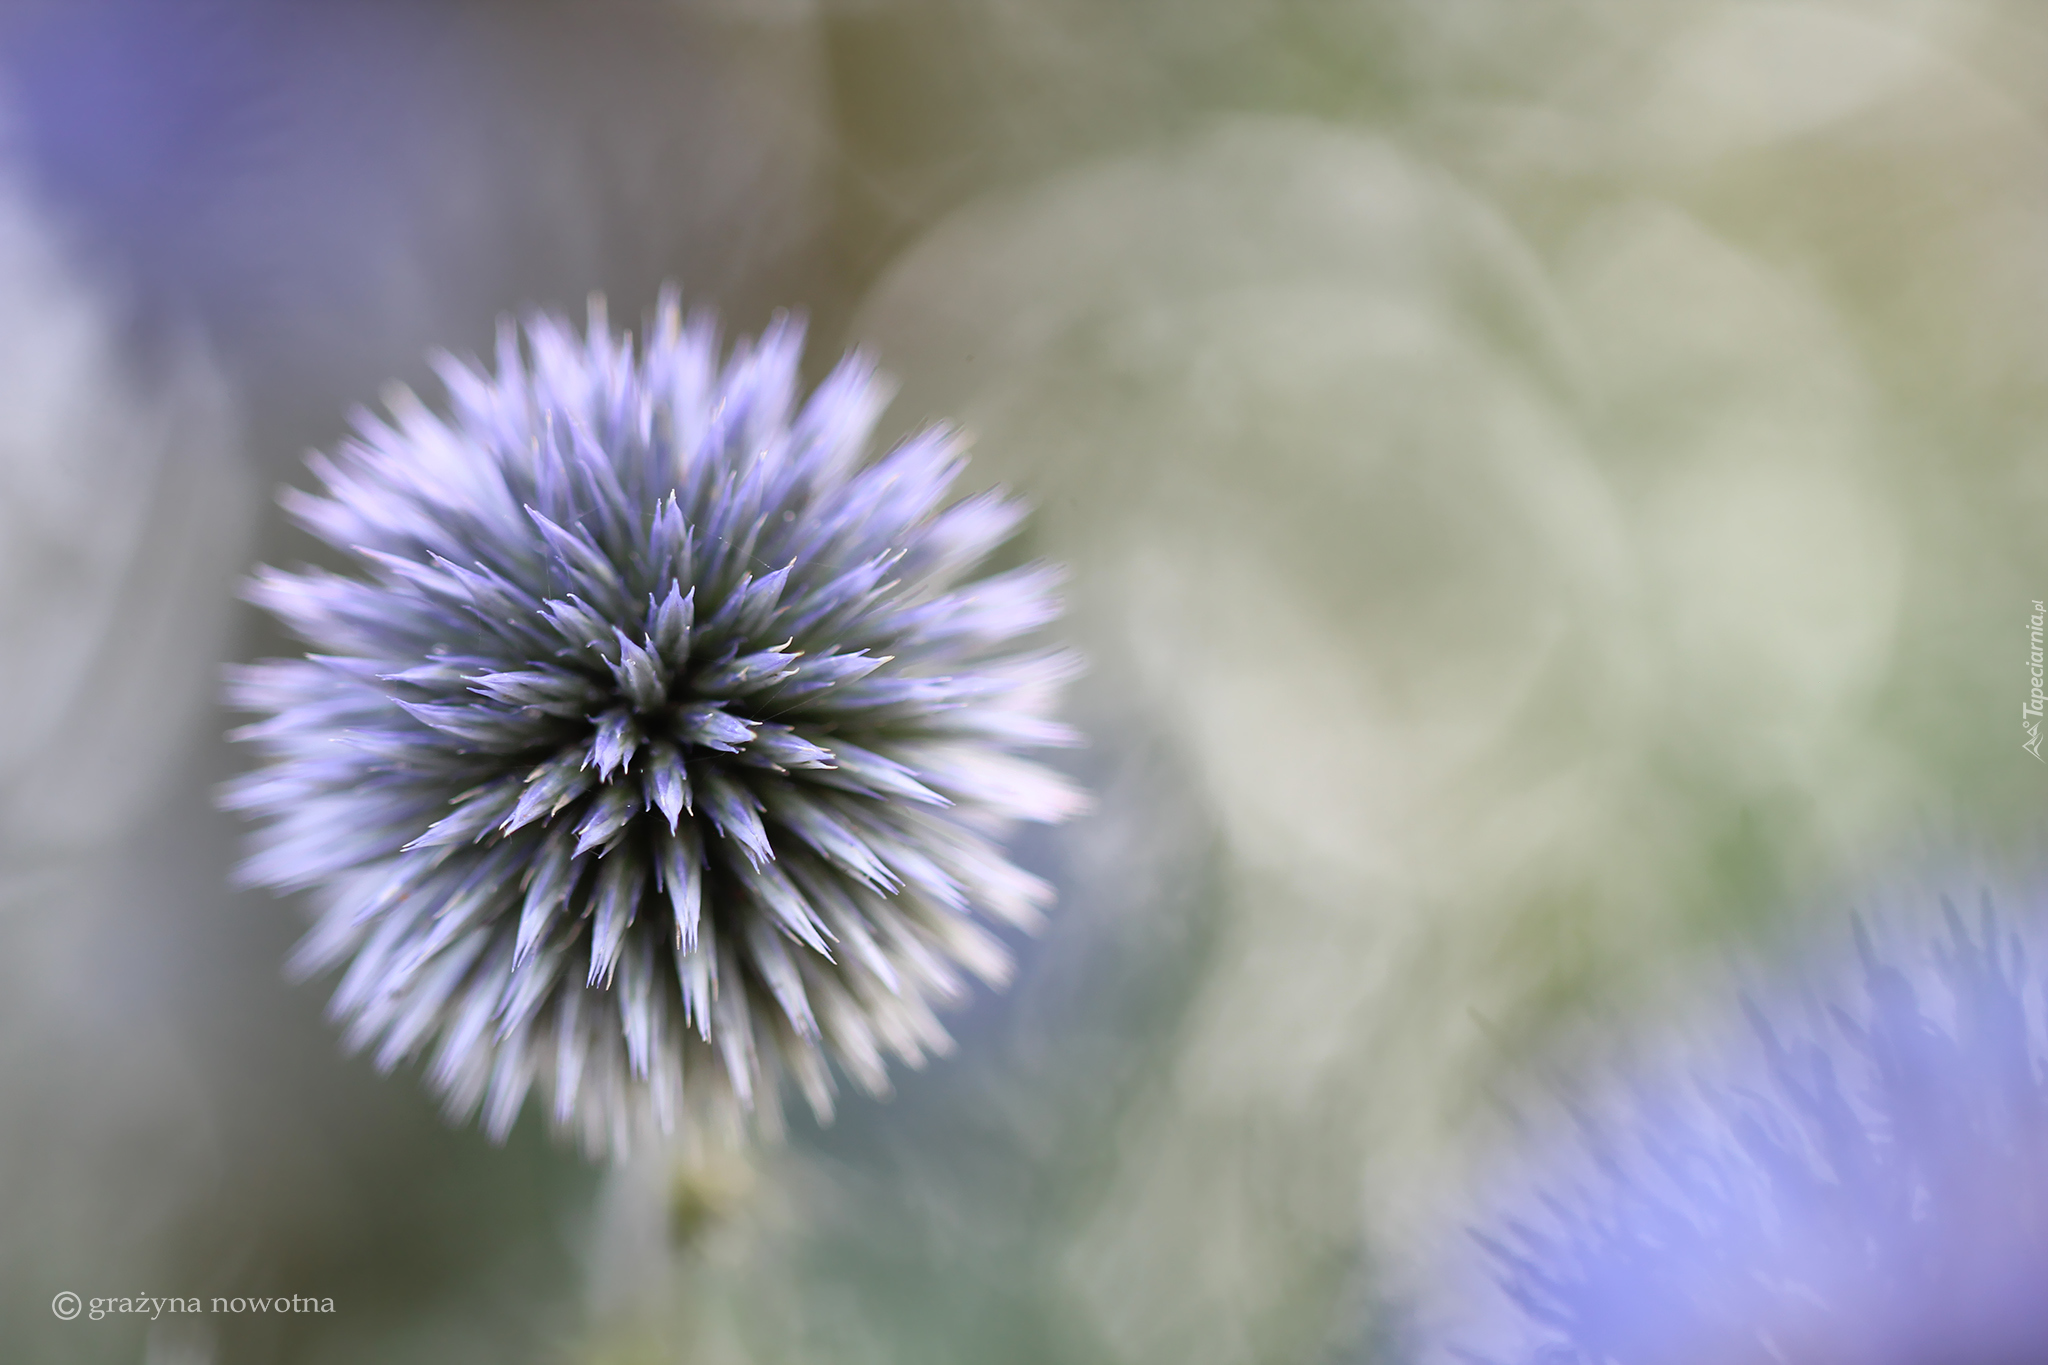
[1446,897,2048,1364]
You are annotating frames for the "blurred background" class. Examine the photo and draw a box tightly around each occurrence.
[3,1,2047,1361]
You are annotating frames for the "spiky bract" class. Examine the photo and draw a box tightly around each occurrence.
[226,293,1084,1156]
[1461,900,2048,1365]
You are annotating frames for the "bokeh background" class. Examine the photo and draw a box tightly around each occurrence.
[3,1,2047,1361]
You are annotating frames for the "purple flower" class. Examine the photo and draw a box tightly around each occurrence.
[225,292,1084,1157]
[1459,899,2048,1365]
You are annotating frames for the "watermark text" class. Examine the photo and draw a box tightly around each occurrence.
[2027,600,2045,761]
[53,1292,335,1322]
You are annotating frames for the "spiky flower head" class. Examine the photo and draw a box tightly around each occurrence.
[226,291,1084,1157]
[1452,899,2048,1365]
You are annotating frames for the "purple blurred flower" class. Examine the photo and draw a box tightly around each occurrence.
[226,291,1084,1157]
[1462,899,2048,1365]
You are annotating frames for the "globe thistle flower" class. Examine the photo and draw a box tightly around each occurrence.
[1454,898,2048,1365]
[225,291,1084,1156]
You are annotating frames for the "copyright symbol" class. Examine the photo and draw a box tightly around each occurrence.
[51,1291,81,1320]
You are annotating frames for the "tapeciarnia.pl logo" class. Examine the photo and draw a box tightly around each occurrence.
[2026,599,2044,761]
